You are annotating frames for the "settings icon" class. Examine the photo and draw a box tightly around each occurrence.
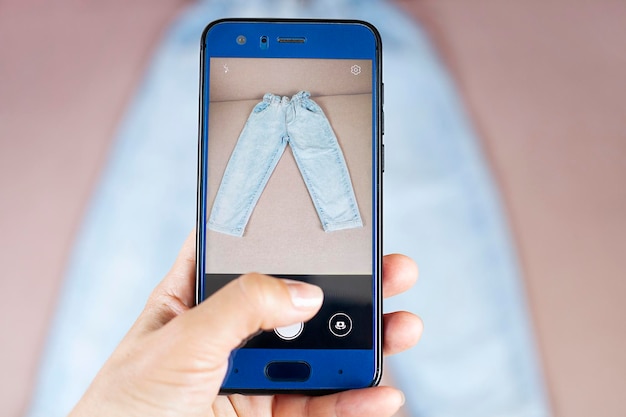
[350,64,362,76]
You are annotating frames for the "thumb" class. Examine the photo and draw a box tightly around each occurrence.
[176,273,323,362]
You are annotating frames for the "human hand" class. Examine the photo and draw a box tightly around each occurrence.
[70,231,422,417]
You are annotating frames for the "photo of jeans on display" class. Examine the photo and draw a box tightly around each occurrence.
[209,91,363,237]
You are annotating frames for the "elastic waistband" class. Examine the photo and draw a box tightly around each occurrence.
[263,91,311,105]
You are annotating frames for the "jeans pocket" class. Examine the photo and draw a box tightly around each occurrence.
[253,101,270,113]
[302,98,323,114]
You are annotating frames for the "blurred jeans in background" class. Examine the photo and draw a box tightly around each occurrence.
[27,1,550,416]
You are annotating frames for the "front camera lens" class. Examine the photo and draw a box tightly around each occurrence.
[260,35,269,50]
[236,35,246,45]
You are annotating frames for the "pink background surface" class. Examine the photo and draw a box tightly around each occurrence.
[1,1,625,416]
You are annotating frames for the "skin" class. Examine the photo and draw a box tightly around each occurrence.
[70,231,423,417]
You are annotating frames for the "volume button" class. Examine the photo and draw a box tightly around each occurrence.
[382,109,385,135]
[382,144,385,173]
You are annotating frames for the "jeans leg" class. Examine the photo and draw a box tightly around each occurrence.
[288,91,363,232]
[208,94,288,237]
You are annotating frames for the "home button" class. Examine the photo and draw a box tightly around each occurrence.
[265,361,311,382]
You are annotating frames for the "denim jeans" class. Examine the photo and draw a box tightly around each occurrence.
[208,91,363,237]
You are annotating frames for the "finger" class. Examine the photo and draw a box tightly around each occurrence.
[179,274,323,362]
[274,386,404,417]
[382,254,418,299]
[132,230,197,333]
[157,228,197,306]
[383,311,423,356]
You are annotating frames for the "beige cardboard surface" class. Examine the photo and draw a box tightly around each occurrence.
[206,93,373,275]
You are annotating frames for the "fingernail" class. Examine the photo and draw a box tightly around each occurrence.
[283,280,324,309]
[398,390,406,406]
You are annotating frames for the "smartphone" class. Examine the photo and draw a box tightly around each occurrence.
[196,18,383,393]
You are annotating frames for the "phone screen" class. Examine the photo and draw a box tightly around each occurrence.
[197,20,381,391]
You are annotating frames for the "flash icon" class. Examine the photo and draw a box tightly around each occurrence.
[224,64,229,73]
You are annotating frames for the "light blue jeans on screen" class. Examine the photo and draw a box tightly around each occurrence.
[208,91,363,237]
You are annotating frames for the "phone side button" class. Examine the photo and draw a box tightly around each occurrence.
[265,361,311,382]
[382,144,385,173]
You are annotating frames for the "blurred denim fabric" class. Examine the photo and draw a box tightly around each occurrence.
[27,1,550,416]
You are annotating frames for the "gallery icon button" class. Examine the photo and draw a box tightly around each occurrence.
[328,313,353,337]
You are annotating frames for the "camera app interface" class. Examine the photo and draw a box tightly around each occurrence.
[204,57,374,349]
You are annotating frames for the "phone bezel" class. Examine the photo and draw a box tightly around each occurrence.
[195,18,383,394]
